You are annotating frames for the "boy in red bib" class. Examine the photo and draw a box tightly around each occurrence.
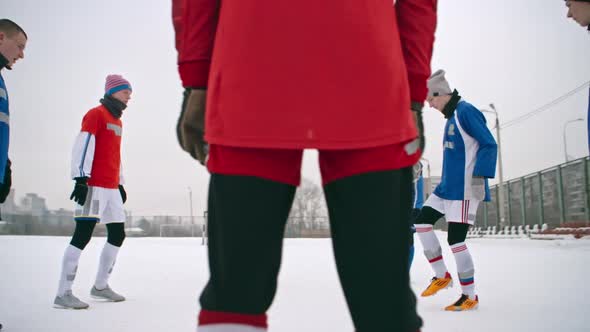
[54,75,132,309]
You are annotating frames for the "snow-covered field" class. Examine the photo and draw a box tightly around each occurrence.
[1,234,589,332]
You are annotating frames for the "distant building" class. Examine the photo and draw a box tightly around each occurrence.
[0,189,18,215]
[45,208,75,226]
[20,193,48,217]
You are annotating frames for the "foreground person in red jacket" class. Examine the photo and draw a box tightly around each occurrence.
[174,1,437,331]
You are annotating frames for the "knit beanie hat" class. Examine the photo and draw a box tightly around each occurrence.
[427,69,452,97]
[105,74,132,95]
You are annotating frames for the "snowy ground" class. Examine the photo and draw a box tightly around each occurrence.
[1,233,589,332]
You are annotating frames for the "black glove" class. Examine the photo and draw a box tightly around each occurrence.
[411,101,425,156]
[70,177,89,206]
[177,88,208,165]
[0,160,11,204]
[118,184,127,204]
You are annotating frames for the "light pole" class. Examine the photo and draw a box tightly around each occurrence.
[188,187,194,237]
[420,157,431,179]
[419,157,432,197]
[482,103,506,228]
[563,118,584,162]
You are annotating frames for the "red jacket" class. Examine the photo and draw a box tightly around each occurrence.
[174,0,437,150]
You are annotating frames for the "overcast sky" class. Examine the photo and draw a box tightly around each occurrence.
[1,0,589,216]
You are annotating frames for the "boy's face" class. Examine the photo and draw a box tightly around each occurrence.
[112,89,132,106]
[427,95,450,112]
[0,31,27,69]
[566,0,590,27]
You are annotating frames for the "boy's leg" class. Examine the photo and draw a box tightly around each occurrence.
[414,196,454,297]
[94,222,125,289]
[94,191,126,287]
[54,218,96,309]
[91,189,126,301]
[57,220,96,296]
[447,223,475,298]
[414,204,448,279]
[443,199,480,311]
[324,169,421,332]
[92,222,125,302]
[199,146,300,331]
[320,143,422,332]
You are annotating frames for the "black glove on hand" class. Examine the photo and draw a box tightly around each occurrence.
[411,101,426,156]
[118,184,127,204]
[0,160,12,204]
[70,177,89,206]
[177,88,208,165]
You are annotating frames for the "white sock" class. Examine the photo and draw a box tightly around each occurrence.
[451,242,476,299]
[57,245,82,297]
[415,224,448,278]
[94,242,120,290]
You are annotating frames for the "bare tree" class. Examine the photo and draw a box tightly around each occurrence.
[289,178,327,229]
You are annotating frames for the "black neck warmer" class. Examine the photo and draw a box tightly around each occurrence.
[442,89,461,119]
[0,53,10,70]
[100,94,127,119]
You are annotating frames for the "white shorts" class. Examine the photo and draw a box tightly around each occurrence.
[74,186,125,224]
[424,193,480,225]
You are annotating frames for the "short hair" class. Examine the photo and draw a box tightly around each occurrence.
[0,19,27,39]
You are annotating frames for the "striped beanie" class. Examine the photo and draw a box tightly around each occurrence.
[105,74,132,95]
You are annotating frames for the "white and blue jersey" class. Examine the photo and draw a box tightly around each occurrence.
[0,74,9,182]
[433,100,497,202]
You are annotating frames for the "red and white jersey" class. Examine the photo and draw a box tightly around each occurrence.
[71,105,123,189]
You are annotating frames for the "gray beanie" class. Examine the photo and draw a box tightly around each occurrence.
[427,69,452,97]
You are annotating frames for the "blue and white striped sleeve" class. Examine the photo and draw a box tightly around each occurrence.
[70,131,96,179]
[458,105,498,178]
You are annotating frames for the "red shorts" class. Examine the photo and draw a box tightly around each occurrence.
[207,141,420,186]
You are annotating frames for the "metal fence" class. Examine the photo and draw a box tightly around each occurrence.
[0,212,332,238]
[3,158,587,237]
[479,156,590,228]
[148,216,331,238]
[284,216,330,238]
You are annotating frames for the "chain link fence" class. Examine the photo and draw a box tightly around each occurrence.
[479,156,590,228]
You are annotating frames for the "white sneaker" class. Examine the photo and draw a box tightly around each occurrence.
[91,285,125,302]
[53,290,89,309]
